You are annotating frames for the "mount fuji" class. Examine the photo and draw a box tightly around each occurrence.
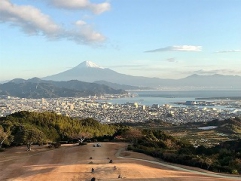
[76,61,104,69]
[43,61,241,89]
[44,61,110,82]
[43,61,154,85]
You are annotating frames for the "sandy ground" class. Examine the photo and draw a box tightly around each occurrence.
[0,142,240,181]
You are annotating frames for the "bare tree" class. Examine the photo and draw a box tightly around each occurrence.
[0,127,8,148]
[122,128,143,144]
[205,157,213,170]
[70,131,92,144]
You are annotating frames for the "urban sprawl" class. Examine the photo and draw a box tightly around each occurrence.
[0,94,241,124]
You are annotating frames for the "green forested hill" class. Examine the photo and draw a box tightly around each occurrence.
[0,78,126,98]
[185,117,241,134]
[213,117,241,134]
[0,111,117,145]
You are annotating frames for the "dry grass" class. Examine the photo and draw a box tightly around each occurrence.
[0,143,236,181]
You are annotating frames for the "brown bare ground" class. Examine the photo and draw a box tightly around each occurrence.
[0,142,239,181]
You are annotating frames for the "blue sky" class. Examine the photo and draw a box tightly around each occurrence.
[0,0,241,81]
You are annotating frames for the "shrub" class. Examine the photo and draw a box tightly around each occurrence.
[127,145,133,150]
[231,169,239,174]
[53,142,61,148]
[79,142,88,146]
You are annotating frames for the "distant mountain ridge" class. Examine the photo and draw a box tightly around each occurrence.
[93,80,151,90]
[0,78,126,99]
[43,61,241,89]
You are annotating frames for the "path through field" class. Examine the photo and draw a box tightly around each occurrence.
[0,143,240,181]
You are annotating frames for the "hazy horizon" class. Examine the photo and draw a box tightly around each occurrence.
[2,60,241,83]
[0,0,241,81]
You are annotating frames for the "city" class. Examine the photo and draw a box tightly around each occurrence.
[1,94,240,124]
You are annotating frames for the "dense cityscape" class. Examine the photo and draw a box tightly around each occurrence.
[1,94,241,124]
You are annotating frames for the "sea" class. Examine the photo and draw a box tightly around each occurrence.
[98,90,241,110]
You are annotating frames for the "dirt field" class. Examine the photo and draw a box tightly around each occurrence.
[0,142,240,181]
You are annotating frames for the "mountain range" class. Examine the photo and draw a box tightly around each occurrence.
[43,61,241,89]
[0,78,126,99]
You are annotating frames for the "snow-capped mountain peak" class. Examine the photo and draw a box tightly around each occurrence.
[77,61,103,69]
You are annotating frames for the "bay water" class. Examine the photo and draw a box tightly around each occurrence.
[99,90,241,109]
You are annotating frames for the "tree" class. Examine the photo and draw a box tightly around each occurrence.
[205,157,213,170]
[0,127,8,148]
[14,126,46,151]
[121,128,143,144]
[69,131,92,144]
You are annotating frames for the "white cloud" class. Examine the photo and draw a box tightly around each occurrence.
[0,0,106,44]
[89,2,111,14]
[166,58,177,62]
[69,20,105,44]
[215,50,241,53]
[0,0,61,37]
[46,0,110,14]
[75,20,87,26]
[146,45,202,52]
